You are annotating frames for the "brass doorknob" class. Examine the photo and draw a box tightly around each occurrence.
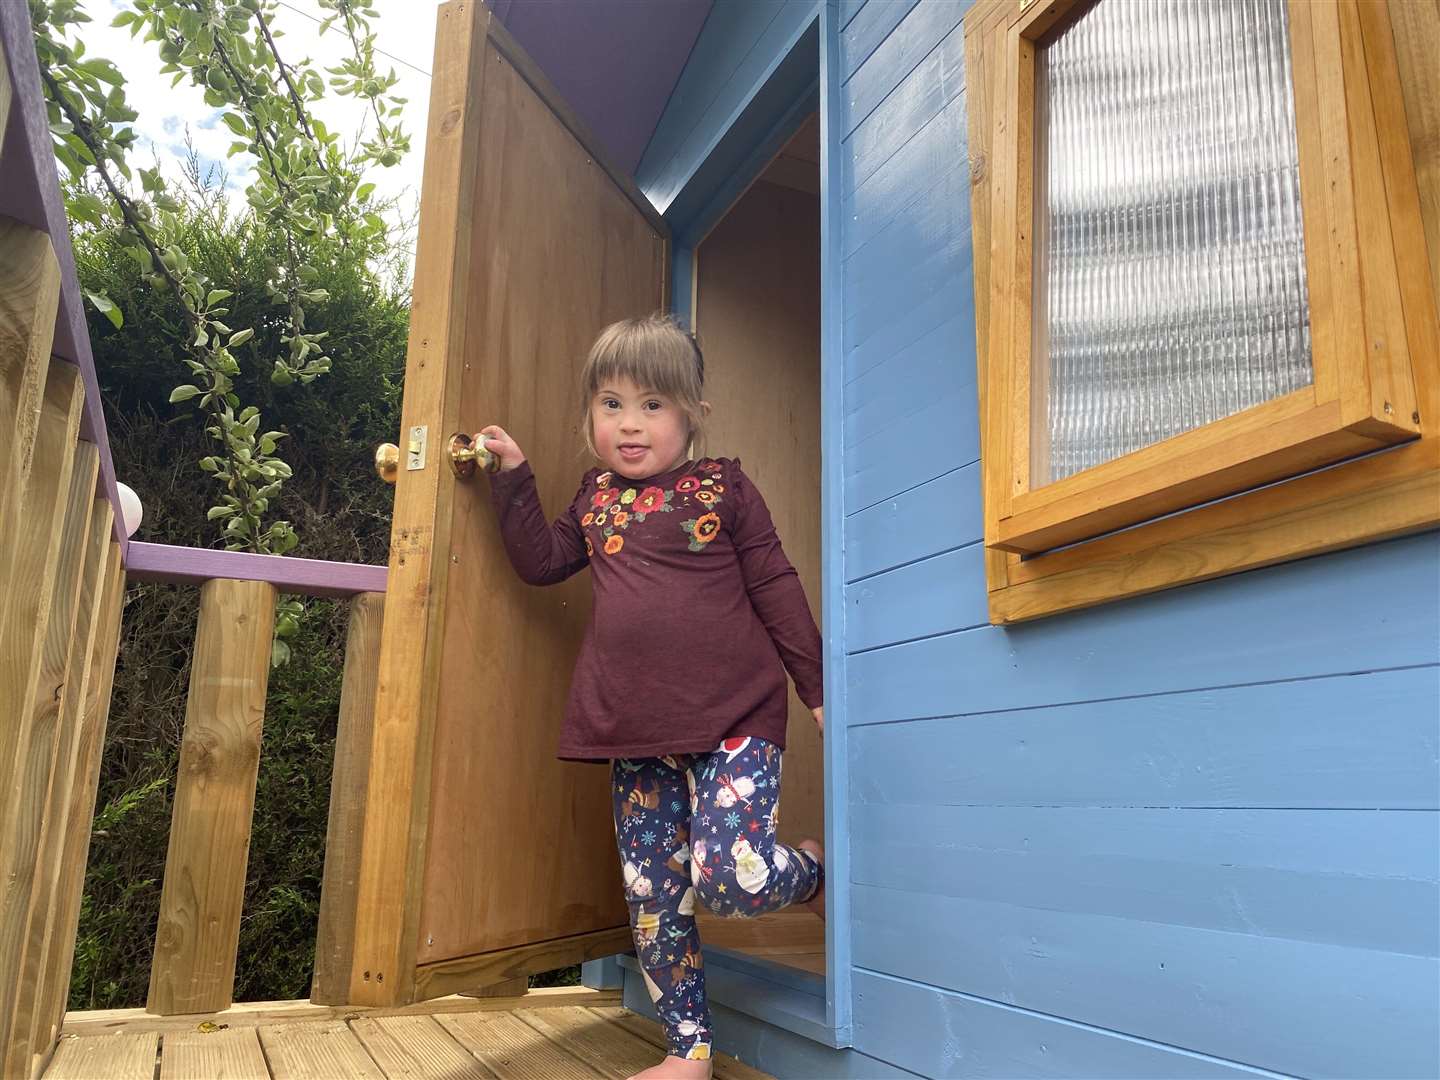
[375,443,399,484]
[448,432,500,480]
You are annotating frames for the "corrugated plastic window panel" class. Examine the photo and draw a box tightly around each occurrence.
[1032,0,1313,486]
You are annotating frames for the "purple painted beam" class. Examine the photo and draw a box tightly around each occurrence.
[126,542,387,598]
[0,3,127,556]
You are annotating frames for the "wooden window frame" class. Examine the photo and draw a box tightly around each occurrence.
[966,0,1440,623]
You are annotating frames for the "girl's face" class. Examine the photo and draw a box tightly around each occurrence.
[591,377,693,479]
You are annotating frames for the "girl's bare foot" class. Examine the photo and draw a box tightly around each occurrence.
[627,1054,713,1079]
[798,839,825,918]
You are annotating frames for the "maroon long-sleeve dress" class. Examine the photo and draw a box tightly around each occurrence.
[488,456,822,761]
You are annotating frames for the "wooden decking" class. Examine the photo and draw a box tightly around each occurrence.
[41,989,773,1080]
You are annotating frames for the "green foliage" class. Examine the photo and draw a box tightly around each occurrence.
[32,0,405,564]
[70,184,406,1009]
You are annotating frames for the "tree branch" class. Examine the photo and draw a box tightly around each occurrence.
[253,7,329,175]
[38,64,200,331]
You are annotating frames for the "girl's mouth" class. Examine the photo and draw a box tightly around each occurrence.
[618,445,649,460]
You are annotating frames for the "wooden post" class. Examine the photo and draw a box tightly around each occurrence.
[146,578,277,1016]
[310,591,384,1005]
[0,355,84,1070]
[0,444,98,1079]
[0,37,12,155]
[16,499,113,1079]
[29,549,126,1068]
[0,218,60,547]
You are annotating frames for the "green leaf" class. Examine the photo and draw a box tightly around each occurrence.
[355,182,375,201]
[205,289,234,307]
[206,505,232,520]
[228,327,255,348]
[270,638,291,669]
[84,290,123,329]
[169,385,201,403]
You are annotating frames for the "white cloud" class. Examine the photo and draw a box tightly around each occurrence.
[74,0,440,269]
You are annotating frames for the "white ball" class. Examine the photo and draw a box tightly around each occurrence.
[116,482,143,538]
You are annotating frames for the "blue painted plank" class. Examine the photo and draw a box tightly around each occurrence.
[852,884,1440,1079]
[842,171,974,385]
[847,666,1440,809]
[819,0,855,1042]
[842,17,965,193]
[843,309,975,448]
[847,535,1440,722]
[844,464,982,581]
[853,970,1279,1078]
[637,0,785,193]
[839,0,872,33]
[845,542,987,651]
[842,161,969,315]
[843,377,979,511]
[580,956,626,989]
[853,803,1440,957]
[843,90,967,259]
[642,2,818,212]
[843,262,975,387]
[840,0,922,83]
[844,0,968,137]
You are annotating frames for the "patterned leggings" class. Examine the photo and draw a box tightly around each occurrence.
[610,736,822,1061]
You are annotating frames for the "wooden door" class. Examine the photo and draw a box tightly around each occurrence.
[347,0,668,1006]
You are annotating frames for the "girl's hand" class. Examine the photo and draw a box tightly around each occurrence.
[480,425,527,471]
[812,706,823,736]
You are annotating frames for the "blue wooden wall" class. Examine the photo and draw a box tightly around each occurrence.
[637,1,1440,1076]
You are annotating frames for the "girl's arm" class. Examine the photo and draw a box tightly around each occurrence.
[483,426,589,586]
[729,463,824,710]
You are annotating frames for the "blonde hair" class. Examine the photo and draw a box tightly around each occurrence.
[580,313,708,459]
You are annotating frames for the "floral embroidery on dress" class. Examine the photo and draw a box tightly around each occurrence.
[682,511,721,551]
[583,461,729,558]
[631,486,672,516]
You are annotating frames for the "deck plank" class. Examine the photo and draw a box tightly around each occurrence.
[437,1010,605,1079]
[44,1032,158,1079]
[350,1014,495,1079]
[259,1020,384,1079]
[515,1007,662,1078]
[160,1026,269,1080]
[592,1008,774,1080]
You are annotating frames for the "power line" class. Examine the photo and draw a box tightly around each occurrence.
[274,1,432,78]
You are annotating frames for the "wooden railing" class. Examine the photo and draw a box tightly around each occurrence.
[5,547,389,1076]
[1,165,131,1080]
[1,8,395,1073]
[138,578,386,1016]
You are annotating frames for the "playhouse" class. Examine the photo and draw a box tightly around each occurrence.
[1,0,1437,1077]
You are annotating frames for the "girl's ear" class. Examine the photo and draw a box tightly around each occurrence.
[699,400,712,417]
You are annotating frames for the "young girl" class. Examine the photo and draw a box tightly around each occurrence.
[481,314,824,1079]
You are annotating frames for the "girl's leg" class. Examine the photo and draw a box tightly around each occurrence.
[611,756,713,1062]
[687,738,822,917]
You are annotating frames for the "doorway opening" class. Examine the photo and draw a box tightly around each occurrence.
[687,113,825,980]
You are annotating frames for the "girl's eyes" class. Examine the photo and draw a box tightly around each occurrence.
[643,400,663,412]
[600,399,664,411]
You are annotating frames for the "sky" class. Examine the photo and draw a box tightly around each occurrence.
[76,0,442,274]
